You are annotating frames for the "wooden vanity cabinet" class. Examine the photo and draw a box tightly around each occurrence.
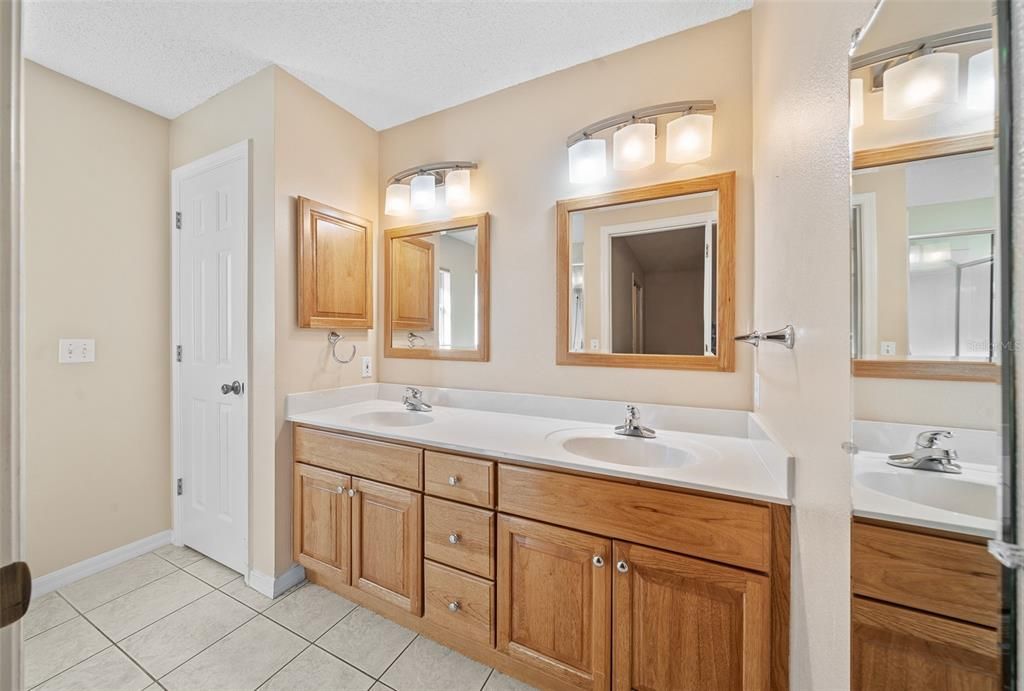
[497,514,612,691]
[613,542,770,691]
[850,518,1001,691]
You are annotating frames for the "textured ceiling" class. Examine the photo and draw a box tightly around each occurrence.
[24,0,750,130]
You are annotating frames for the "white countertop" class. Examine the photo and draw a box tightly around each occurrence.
[852,451,998,538]
[287,389,792,504]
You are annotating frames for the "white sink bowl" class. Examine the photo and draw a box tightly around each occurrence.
[858,470,997,520]
[349,411,434,427]
[558,435,695,469]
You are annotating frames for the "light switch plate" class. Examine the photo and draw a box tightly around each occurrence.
[59,339,95,364]
[361,356,373,378]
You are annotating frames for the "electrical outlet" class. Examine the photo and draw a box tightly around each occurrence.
[58,339,95,364]
[880,341,897,356]
[361,356,373,378]
[590,339,600,351]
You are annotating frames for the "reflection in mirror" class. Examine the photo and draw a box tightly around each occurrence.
[847,2,1011,689]
[384,214,489,361]
[851,150,996,362]
[556,173,735,371]
[567,193,718,356]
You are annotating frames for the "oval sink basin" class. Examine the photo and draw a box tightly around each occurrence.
[560,436,694,469]
[349,411,434,427]
[858,471,996,520]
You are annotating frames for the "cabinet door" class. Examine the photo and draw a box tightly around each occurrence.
[351,478,423,614]
[293,463,351,585]
[613,542,769,691]
[497,514,611,690]
[392,236,435,330]
[297,197,373,329]
[852,597,1000,691]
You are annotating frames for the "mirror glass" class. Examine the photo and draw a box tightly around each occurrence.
[851,150,996,361]
[385,215,489,360]
[848,1,1010,686]
[567,191,719,357]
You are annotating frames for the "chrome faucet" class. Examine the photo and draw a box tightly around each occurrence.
[887,430,961,474]
[614,404,656,439]
[402,387,433,412]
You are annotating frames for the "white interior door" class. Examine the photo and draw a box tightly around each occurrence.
[172,142,249,575]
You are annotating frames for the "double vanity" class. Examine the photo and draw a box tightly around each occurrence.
[287,384,792,690]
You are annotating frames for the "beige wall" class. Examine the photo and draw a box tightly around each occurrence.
[24,62,171,575]
[751,1,875,688]
[272,69,379,574]
[379,12,754,409]
[169,67,279,578]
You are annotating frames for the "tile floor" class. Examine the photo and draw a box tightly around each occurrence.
[23,545,535,691]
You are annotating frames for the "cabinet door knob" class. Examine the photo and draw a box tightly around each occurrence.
[448,601,461,612]
[616,560,629,573]
[592,555,604,567]
[448,475,460,487]
[336,486,345,494]
[448,532,461,545]
[347,488,357,497]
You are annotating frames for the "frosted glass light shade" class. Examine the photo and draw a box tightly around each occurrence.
[883,52,959,120]
[384,183,410,216]
[568,138,607,184]
[613,122,656,171]
[850,78,864,128]
[966,49,994,112]
[410,174,436,210]
[445,169,471,207]
[666,113,713,164]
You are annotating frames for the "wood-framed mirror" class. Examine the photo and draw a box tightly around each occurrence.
[851,50,999,383]
[556,172,735,371]
[384,213,490,361]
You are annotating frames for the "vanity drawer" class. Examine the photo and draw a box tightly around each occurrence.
[424,560,495,646]
[852,521,1000,628]
[293,426,423,491]
[424,451,495,508]
[498,464,772,572]
[424,497,495,579]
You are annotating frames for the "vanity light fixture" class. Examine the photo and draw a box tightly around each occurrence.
[966,48,994,112]
[850,24,991,122]
[384,161,478,216]
[566,100,716,183]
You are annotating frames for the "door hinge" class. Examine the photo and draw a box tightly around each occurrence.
[176,345,182,363]
[175,211,181,230]
[176,478,183,496]
[705,244,710,259]
[988,539,1024,568]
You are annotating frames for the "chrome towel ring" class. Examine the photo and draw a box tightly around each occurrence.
[327,331,357,364]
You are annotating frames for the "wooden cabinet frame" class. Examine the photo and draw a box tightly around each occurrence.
[383,213,490,362]
[297,197,374,329]
[555,173,736,371]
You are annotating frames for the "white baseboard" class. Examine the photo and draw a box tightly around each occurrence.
[32,530,173,598]
[248,563,306,599]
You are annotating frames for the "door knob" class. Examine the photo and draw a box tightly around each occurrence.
[220,381,243,395]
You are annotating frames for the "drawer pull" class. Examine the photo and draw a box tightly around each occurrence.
[448,475,460,487]
[592,555,605,568]
[448,601,461,612]
[617,560,629,573]
[448,532,461,545]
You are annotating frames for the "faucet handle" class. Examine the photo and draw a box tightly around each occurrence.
[916,430,953,448]
[405,386,422,399]
[625,404,640,422]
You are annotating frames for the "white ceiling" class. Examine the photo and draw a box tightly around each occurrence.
[24,0,750,130]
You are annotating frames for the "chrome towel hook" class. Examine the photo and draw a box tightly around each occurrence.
[327,331,357,364]
[734,325,796,349]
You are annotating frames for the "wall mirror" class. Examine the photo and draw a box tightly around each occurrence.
[384,213,490,361]
[556,172,735,371]
[848,1,1012,688]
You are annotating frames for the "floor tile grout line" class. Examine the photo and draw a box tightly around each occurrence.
[376,633,421,684]
[253,640,314,690]
[479,667,495,691]
[21,591,80,642]
[58,557,183,615]
[145,603,262,683]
